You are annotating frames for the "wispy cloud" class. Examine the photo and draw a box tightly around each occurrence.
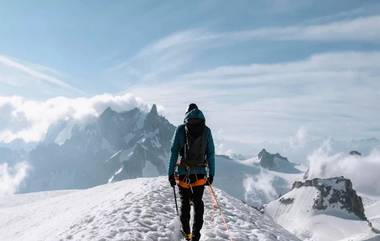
[111,29,218,71]
[109,29,221,83]
[0,54,83,96]
[307,142,380,196]
[243,170,278,207]
[289,127,309,149]
[232,15,380,42]
[182,51,380,84]
[0,162,29,195]
[129,51,380,142]
[109,15,380,85]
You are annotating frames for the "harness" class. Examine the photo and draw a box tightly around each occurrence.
[175,175,207,189]
[175,161,208,190]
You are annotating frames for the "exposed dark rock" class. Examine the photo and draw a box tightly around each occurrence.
[258,148,301,173]
[292,177,366,220]
[279,197,294,205]
[349,150,362,156]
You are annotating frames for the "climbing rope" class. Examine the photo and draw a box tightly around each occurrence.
[207,182,234,241]
[207,187,217,222]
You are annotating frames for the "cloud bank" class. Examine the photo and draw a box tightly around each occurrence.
[307,142,380,196]
[0,162,29,196]
[0,93,148,143]
[243,170,278,207]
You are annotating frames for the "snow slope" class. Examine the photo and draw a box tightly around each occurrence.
[226,151,304,207]
[366,200,380,231]
[265,180,379,241]
[0,177,299,241]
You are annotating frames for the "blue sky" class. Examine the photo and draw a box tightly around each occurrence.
[0,0,380,147]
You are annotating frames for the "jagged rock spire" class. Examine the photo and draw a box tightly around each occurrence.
[150,104,158,115]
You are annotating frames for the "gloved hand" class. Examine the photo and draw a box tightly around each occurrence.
[206,175,214,185]
[169,175,176,187]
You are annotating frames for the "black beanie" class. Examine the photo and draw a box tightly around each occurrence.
[186,103,198,113]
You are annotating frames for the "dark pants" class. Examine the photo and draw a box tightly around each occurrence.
[179,176,205,241]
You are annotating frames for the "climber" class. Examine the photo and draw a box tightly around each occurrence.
[168,103,215,241]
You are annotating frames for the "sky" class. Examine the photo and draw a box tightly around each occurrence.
[0,0,380,147]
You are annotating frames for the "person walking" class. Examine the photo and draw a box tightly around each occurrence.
[168,103,215,241]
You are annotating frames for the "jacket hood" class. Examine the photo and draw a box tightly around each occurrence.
[184,109,205,123]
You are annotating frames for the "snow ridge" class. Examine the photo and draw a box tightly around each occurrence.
[0,177,299,241]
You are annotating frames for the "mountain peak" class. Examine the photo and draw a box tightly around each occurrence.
[100,106,116,118]
[257,148,300,173]
[258,148,284,159]
[143,104,163,132]
[258,148,268,155]
[149,104,158,115]
[349,150,362,156]
[104,106,113,112]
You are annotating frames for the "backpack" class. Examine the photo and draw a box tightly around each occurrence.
[182,118,207,168]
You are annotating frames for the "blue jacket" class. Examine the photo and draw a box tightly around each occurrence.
[168,109,215,176]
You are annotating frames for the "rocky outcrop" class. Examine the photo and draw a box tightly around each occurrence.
[292,177,366,220]
[279,197,294,205]
[349,150,362,156]
[258,148,301,173]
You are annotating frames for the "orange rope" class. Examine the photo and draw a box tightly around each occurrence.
[207,184,234,241]
[207,187,217,222]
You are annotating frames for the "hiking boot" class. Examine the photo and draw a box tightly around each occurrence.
[181,231,192,241]
[191,232,201,241]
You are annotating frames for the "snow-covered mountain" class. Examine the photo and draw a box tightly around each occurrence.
[0,176,300,241]
[265,177,379,241]
[366,200,380,232]
[257,148,301,173]
[20,105,175,192]
[222,149,304,207]
[239,137,380,166]
[15,105,304,208]
[0,146,25,164]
